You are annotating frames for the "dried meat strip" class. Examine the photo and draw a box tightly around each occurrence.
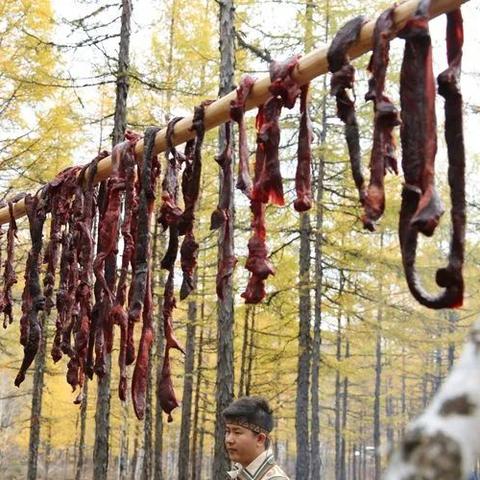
[362,7,401,231]
[15,194,47,386]
[399,0,465,309]
[130,127,161,419]
[327,16,367,206]
[0,202,18,328]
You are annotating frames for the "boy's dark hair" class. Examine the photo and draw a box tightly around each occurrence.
[222,396,274,435]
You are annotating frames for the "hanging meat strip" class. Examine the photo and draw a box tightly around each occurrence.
[230,74,256,198]
[362,7,401,231]
[294,83,313,212]
[0,202,18,328]
[399,1,465,309]
[43,167,82,316]
[155,118,186,421]
[242,107,275,304]
[251,58,297,206]
[178,102,211,300]
[130,127,161,420]
[15,194,47,387]
[210,122,238,299]
[327,16,367,206]
[109,134,140,400]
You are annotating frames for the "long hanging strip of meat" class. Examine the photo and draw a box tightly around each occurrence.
[0,202,18,328]
[178,102,211,301]
[91,142,130,376]
[48,166,91,364]
[230,74,256,198]
[66,155,106,401]
[15,194,47,387]
[362,7,401,231]
[242,106,275,304]
[399,0,465,309]
[109,133,140,400]
[43,167,83,316]
[210,122,238,299]
[327,16,367,207]
[130,127,161,420]
[243,56,308,303]
[294,82,313,212]
[156,118,186,422]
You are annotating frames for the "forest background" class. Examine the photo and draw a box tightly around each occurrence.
[0,0,480,479]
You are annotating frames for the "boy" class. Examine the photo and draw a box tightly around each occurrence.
[223,396,290,479]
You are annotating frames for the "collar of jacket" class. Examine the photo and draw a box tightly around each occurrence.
[227,449,276,480]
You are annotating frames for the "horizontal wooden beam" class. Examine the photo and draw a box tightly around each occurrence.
[0,0,466,226]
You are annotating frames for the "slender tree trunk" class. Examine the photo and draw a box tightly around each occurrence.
[44,420,52,479]
[191,262,207,480]
[118,401,129,480]
[373,307,383,480]
[178,280,198,480]
[310,4,329,480]
[75,379,89,480]
[340,319,350,480]
[238,306,251,397]
[213,1,236,478]
[142,350,154,480]
[401,346,406,436]
[245,307,256,396]
[296,202,312,480]
[94,2,132,478]
[27,311,47,480]
[334,313,342,480]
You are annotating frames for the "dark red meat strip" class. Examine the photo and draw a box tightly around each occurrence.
[15,194,47,387]
[242,107,275,304]
[362,8,401,231]
[0,202,18,328]
[178,102,211,300]
[210,122,238,299]
[294,83,313,212]
[130,126,161,420]
[327,16,367,206]
[230,74,256,198]
[398,1,465,309]
[109,134,140,400]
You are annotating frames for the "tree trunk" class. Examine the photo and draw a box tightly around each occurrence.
[191,263,207,480]
[245,307,256,396]
[296,205,312,480]
[178,282,198,480]
[334,313,342,480]
[44,420,52,480]
[340,318,350,480]
[142,350,153,480]
[373,311,383,480]
[310,4,329,479]
[447,311,458,370]
[213,0,236,478]
[238,306,251,397]
[75,379,89,480]
[27,311,47,480]
[118,400,130,480]
[94,2,132,478]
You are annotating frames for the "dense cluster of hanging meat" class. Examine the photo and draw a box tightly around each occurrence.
[329,1,466,309]
[0,0,469,420]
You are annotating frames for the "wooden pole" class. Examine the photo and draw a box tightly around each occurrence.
[0,0,466,226]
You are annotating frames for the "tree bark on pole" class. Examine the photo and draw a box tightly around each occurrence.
[213,0,236,478]
[94,2,132,479]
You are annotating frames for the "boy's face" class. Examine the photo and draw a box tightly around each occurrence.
[225,423,266,467]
